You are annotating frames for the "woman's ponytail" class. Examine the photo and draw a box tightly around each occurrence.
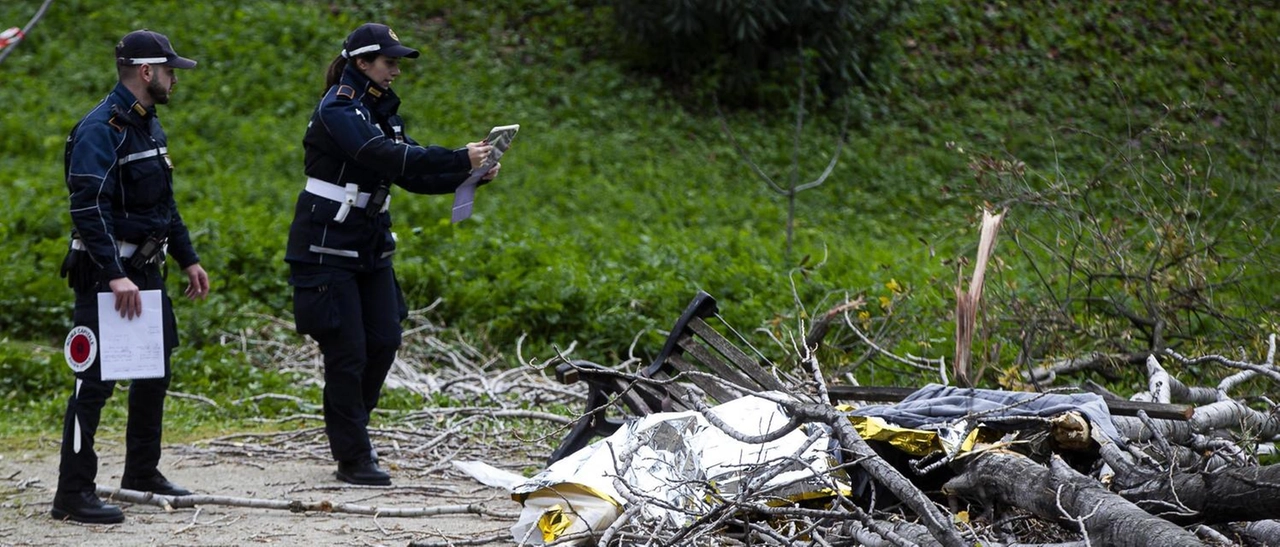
[323,55,347,96]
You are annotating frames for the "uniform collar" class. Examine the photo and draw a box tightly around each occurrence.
[110,82,157,120]
[341,65,401,113]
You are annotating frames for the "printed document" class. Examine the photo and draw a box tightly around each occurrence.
[97,289,165,380]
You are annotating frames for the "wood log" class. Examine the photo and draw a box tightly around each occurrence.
[847,519,1092,547]
[1113,398,1280,443]
[944,451,1202,546]
[1118,463,1280,525]
[827,385,1193,420]
[1230,520,1280,547]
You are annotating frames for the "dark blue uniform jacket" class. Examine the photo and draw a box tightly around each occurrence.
[65,83,199,282]
[285,65,472,272]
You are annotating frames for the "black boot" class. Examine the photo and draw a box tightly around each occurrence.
[336,458,391,486]
[51,489,124,524]
[121,472,192,496]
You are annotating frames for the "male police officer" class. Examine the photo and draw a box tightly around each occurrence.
[54,29,210,524]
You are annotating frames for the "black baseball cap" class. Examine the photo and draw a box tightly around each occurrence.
[342,23,419,59]
[116,29,197,69]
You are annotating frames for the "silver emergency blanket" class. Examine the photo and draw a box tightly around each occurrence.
[509,393,843,545]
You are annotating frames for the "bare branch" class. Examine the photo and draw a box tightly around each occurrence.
[98,486,516,519]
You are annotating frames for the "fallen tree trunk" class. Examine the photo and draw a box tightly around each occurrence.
[827,385,1193,420]
[1112,398,1280,444]
[847,519,1091,547]
[1231,520,1280,547]
[944,451,1201,546]
[1117,462,1280,525]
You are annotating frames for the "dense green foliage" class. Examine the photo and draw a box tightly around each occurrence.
[0,0,1275,436]
[608,0,907,106]
[883,2,1280,377]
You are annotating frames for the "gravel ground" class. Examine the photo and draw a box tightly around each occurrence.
[0,437,522,547]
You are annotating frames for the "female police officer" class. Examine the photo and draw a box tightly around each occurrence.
[285,23,498,485]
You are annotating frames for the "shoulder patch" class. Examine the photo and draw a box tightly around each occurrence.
[336,85,356,99]
[107,116,125,132]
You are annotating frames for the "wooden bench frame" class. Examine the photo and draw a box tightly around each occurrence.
[549,291,785,463]
[549,291,1192,463]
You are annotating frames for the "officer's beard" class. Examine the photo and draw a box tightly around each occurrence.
[147,78,171,105]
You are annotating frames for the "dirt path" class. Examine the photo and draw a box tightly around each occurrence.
[0,439,520,546]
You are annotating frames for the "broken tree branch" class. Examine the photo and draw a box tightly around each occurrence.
[98,486,517,519]
[955,208,1004,388]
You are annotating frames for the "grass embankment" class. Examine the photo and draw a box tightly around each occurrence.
[0,1,1274,440]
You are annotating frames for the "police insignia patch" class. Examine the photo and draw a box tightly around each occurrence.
[337,85,356,99]
[389,28,400,42]
[64,325,97,372]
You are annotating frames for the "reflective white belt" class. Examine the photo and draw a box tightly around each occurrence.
[304,177,390,222]
[306,177,371,208]
[71,238,138,257]
[70,238,165,263]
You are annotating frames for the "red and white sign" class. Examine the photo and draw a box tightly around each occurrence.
[64,326,97,372]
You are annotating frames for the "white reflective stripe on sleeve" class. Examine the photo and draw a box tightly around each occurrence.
[120,147,167,165]
[309,245,359,258]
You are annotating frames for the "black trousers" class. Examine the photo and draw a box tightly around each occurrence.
[58,263,176,494]
[291,264,404,463]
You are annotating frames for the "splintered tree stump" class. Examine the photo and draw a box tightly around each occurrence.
[944,450,1201,547]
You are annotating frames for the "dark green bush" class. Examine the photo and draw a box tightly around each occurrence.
[609,0,909,107]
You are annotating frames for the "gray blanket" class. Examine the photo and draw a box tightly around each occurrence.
[847,383,1124,445]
